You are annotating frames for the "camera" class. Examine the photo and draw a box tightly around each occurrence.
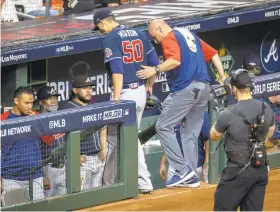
[210,85,228,113]
[212,85,228,98]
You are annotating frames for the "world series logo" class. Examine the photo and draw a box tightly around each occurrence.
[260,30,280,73]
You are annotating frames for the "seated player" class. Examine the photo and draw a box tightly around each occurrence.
[1,86,44,204]
[36,86,67,197]
[265,95,280,149]
[58,62,106,190]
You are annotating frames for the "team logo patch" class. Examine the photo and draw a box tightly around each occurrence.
[54,133,65,140]
[105,48,112,58]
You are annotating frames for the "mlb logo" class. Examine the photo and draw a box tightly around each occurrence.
[105,48,112,58]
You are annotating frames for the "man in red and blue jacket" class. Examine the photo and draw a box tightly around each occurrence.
[137,19,217,188]
[1,86,44,202]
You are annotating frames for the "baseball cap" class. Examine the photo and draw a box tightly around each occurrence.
[230,69,253,89]
[71,74,95,88]
[242,54,260,69]
[37,86,61,101]
[92,8,114,31]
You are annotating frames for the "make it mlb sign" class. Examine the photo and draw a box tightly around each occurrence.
[103,109,123,120]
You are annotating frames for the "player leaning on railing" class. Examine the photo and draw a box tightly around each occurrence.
[1,87,45,205]
[58,61,107,190]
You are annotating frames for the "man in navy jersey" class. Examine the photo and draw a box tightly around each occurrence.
[58,62,107,190]
[93,8,159,194]
[1,86,44,204]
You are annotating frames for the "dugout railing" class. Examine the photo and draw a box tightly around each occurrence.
[1,100,138,211]
[208,72,280,184]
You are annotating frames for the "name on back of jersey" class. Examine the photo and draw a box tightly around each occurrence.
[117,30,139,39]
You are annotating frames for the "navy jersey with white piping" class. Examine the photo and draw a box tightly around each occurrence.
[103,25,159,86]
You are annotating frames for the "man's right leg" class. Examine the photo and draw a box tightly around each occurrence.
[239,166,268,211]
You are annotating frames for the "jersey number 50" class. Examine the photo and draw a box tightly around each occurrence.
[122,39,144,63]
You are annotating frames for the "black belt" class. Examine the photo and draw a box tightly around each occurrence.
[81,150,100,156]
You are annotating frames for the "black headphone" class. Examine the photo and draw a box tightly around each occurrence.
[230,68,254,91]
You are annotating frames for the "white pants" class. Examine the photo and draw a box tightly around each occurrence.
[44,165,66,198]
[103,85,153,190]
[80,154,105,190]
[2,177,44,205]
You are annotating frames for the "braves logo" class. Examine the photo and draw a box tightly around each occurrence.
[260,31,280,73]
[105,48,112,58]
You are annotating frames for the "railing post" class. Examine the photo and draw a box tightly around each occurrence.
[45,0,51,16]
[208,99,220,184]
[66,131,81,194]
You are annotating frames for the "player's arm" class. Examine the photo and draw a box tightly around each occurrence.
[201,111,210,164]
[103,38,124,101]
[200,39,226,84]
[267,107,276,140]
[137,32,180,79]
[157,33,181,72]
[210,110,230,141]
[159,152,168,180]
[99,126,107,161]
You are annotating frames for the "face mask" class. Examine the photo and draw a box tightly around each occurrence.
[43,104,58,112]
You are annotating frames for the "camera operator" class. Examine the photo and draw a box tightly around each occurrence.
[210,69,275,211]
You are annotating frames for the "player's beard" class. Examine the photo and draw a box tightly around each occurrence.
[76,93,91,104]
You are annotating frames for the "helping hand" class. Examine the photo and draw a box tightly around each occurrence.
[43,177,51,190]
[137,65,156,80]
[159,164,168,181]
[80,155,87,167]
[98,149,107,161]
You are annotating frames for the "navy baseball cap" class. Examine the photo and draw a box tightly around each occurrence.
[37,86,60,101]
[242,54,260,69]
[92,8,114,31]
[230,69,253,89]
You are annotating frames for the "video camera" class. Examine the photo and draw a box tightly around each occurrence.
[210,85,228,113]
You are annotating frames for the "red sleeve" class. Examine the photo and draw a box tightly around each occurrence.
[1,111,10,120]
[199,39,218,63]
[161,32,181,63]
[41,135,54,146]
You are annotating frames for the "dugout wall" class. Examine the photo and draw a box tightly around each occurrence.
[1,0,280,209]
